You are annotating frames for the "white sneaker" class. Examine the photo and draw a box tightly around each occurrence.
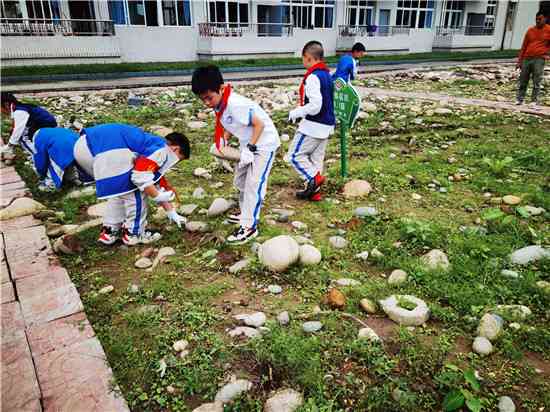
[227,226,258,245]
[122,229,162,246]
[98,226,120,245]
[38,181,56,192]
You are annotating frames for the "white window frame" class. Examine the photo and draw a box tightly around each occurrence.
[484,0,497,28]
[286,0,334,30]
[346,0,375,27]
[443,0,464,28]
[160,0,191,26]
[0,0,23,19]
[396,0,434,29]
[126,0,147,26]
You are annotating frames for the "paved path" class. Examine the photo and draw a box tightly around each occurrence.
[0,163,129,411]
[6,59,514,93]
[356,86,550,118]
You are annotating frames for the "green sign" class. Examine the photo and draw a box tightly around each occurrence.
[334,77,361,128]
[333,77,361,178]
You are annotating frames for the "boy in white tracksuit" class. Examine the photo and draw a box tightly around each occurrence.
[288,41,336,201]
[192,65,280,245]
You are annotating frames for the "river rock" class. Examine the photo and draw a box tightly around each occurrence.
[228,327,261,339]
[509,245,550,265]
[291,221,307,230]
[388,269,408,285]
[185,221,209,232]
[234,312,266,328]
[371,248,384,259]
[215,380,253,403]
[498,396,516,412]
[229,259,250,274]
[363,102,378,112]
[64,185,95,199]
[360,298,377,314]
[536,280,550,292]
[192,187,206,199]
[494,305,532,321]
[0,197,45,220]
[477,313,503,341]
[53,235,81,254]
[502,195,521,205]
[379,295,430,326]
[207,198,232,216]
[355,206,378,217]
[420,249,450,271]
[472,336,493,356]
[356,251,369,261]
[343,180,372,198]
[294,235,313,245]
[135,257,153,269]
[335,278,360,287]
[302,321,323,333]
[149,125,174,137]
[99,285,114,294]
[188,121,207,130]
[180,204,198,216]
[268,284,283,294]
[326,288,346,309]
[329,236,347,249]
[434,107,452,115]
[192,402,224,412]
[501,269,519,279]
[258,235,300,272]
[264,389,304,412]
[277,311,290,326]
[358,327,380,342]
[173,340,188,352]
[299,245,322,265]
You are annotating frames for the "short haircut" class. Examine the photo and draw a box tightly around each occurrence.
[166,132,191,159]
[302,41,324,60]
[191,66,224,95]
[352,42,366,53]
[1,92,17,107]
[535,10,545,17]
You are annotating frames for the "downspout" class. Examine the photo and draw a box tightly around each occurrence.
[499,0,509,50]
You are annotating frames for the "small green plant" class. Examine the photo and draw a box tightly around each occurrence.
[399,218,443,248]
[397,296,417,311]
[440,364,485,412]
[481,156,514,177]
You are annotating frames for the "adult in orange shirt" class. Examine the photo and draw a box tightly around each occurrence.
[516,11,550,105]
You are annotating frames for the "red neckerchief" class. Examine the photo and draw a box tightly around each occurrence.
[214,84,232,150]
[299,62,330,106]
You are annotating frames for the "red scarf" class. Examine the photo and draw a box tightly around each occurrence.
[214,84,232,150]
[299,62,330,106]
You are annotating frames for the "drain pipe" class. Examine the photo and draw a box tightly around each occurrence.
[500,0,510,51]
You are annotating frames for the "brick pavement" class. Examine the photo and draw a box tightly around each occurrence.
[0,161,130,411]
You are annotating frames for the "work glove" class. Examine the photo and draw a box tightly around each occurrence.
[152,190,175,203]
[166,209,186,228]
[238,147,255,168]
[288,108,303,124]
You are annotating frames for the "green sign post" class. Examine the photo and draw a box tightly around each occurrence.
[333,77,361,178]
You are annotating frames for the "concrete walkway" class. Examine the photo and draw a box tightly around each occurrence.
[0,163,129,411]
[356,86,550,118]
[6,59,514,93]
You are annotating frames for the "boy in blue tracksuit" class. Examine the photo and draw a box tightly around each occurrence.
[0,92,57,158]
[287,41,335,201]
[332,42,366,83]
[32,127,92,192]
[73,123,190,246]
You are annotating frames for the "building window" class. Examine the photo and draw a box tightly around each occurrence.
[443,0,464,28]
[207,0,248,27]
[484,0,497,28]
[162,0,191,26]
[284,0,334,29]
[1,0,23,19]
[25,0,61,20]
[108,0,127,24]
[346,0,375,27]
[396,0,433,28]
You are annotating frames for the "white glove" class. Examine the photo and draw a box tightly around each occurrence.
[166,210,186,228]
[239,148,255,168]
[152,190,175,203]
[288,108,303,124]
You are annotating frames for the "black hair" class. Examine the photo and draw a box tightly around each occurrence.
[535,10,545,17]
[1,92,18,108]
[191,66,224,95]
[166,132,190,159]
[352,42,366,53]
[302,41,324,60]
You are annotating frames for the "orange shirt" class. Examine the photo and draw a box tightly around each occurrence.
[518,24,550,62]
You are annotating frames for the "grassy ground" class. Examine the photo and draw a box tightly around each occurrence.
[2,80,549,411]
[2,49,519,78]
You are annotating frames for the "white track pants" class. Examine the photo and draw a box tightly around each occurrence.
[103,191,148,236]
[287,133,328,181]
[234,150,276,229]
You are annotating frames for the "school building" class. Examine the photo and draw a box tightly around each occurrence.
[1,0,548,66]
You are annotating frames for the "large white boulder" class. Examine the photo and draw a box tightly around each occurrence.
[264,389,304,412]
[342,180,372,198]
[509,245,550,265]
[379,295,430,326]
[299,244,322,265]
[259,235,300,272]
[0,197,45,220]
[420,249,450,271]
[207,198,232,217]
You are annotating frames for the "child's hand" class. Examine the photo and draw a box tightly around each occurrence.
[152,190,175,203]
[167,210,186,228]
[288,108,302,123]
[239,148,254,167]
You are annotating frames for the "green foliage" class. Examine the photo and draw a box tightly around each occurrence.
[481,156,514,177]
